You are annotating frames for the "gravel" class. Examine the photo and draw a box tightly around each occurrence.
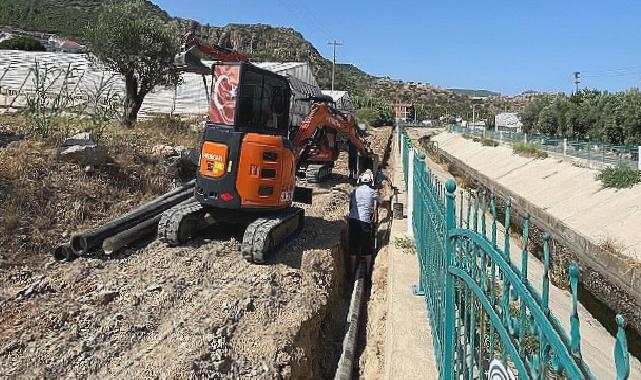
[0,126,393,378]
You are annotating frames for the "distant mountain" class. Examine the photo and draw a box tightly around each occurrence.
[0,0,472,110]
[448,89,501,97]
[0,0,168,37]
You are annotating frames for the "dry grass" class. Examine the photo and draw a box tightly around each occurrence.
[596,236,641,270]
[598,236,627,256]
[512,142,548,159]
[0,113,201,263]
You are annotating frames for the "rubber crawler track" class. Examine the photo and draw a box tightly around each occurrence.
[306,164,332,183]
[241,207,304,264]
[157,200,203,246]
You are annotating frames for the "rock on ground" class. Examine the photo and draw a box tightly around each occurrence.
[57,132,108,166]
[0,127,394,378]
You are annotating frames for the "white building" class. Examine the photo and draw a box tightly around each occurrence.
[495,112,523,132]
[469,120,487,131]
[46,35,86,53]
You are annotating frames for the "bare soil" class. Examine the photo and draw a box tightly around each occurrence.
[0,121,393,378]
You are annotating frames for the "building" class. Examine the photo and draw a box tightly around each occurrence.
[469,120,487,131]
[321,90,354,112]
[47,36,85,53]
[391,102,413,120]
[495,112,523,132]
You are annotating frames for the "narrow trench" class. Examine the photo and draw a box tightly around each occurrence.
[305,127,396,379]
[353,127,395,377]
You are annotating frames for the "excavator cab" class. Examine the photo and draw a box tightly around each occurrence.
[196,62,297,210]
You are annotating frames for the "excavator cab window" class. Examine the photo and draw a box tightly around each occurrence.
[236,65,290,136]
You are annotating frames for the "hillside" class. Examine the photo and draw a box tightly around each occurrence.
[448,88,501,97]
[0,0,168,36]
[0,0,471,110]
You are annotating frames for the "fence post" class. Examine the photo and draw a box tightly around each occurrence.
[407,147,415,238]
[524,133,528,144]
[500,131,504,144]
[564,138,568,155]
[442,179,457,379]
[638,146,641,170]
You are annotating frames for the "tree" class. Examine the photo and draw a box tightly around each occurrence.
[84,0,180,126]
[519,97,548,133]
[0,35,45,51]
[537,105,559,135]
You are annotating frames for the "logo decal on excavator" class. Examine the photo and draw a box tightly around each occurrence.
[210,65,239,125]
[203,153,224,162]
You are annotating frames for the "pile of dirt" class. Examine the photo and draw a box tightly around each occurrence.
[0,125,393,377]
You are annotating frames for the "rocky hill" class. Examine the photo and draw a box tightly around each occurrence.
[448,89,501,97]
[0,0,471,109]
[0,0,168,36]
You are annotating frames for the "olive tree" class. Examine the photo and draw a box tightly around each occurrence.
[85,0,180,126]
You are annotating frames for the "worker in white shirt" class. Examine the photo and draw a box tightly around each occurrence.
[348,169,382,276]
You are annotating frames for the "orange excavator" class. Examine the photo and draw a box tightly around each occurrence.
[158,33,374,263]
[293,97,370,182]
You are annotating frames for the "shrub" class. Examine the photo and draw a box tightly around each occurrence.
[481,137,499,147]
[0,35,45,51]
[513,142,548,159]
[356,108,392,127]
[597,165,640,189]
[393,236,415,255]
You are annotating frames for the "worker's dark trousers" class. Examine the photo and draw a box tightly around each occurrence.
[348,218,373,257]
[348,157,357,179]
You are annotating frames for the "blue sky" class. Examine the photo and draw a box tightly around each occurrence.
[152,0,641,95]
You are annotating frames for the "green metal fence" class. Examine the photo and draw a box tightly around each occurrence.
[404,131,631,379]
[448,125,639,169]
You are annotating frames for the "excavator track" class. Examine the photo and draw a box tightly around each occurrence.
[241,207,305,264]
[305,164,332,183]
[157,199,207,246]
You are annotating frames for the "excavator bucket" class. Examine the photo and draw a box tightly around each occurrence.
[174,47,211,75]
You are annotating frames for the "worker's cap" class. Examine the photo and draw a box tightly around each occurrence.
[359,169,374,183]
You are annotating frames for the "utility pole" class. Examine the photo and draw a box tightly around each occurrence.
[573,71,581,94]
[328,40,343,91]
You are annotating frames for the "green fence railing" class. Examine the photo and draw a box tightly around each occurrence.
[448,125,639,169]
[403,132,631,379]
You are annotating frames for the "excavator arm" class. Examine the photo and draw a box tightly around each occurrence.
[290,99,374,182]
[291,100,371,161]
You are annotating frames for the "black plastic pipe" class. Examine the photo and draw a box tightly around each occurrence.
[101,214,163,254]
[68,180,195,255]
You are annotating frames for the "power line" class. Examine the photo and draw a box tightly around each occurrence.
[328,40,343,91]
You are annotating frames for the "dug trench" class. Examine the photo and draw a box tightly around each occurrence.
[423,140,641,361]
[0,126,394,378]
